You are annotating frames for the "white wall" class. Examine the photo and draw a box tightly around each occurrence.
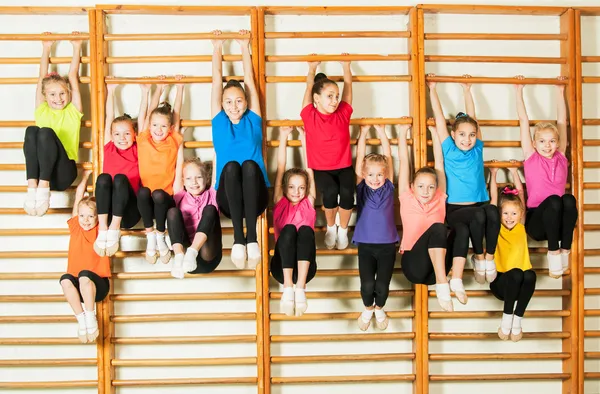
[0,2,598,394]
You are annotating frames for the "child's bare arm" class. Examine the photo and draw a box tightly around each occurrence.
[173,75,185,134]
[374,124,393,180]
[144,79,166,130]
[427,74,450,142]
[303,56,320,109]
[508,161,526,217]
[489,164,499,207]
[274,126,292,204]
[514,75,535,159]
[36,34,53,108]
[68,32,83,113]
[556,76,568,155]
[298,126,316,204]
[430,123,446,194]
[355,124,370,184]
[397,123,412,195]
[104,83,117,145]
[211,30,224,119]
[340,53,352,105]
[172,145,184,195]
[138,82,150,132]
[72,170,92,217]
[237,30,261,116]
[460,74,481,140]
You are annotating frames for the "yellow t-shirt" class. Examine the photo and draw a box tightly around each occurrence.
[493,223,532,273]
[34,102,83,161]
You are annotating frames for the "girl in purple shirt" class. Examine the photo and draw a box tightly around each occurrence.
[514,75,577,278]
[354,124,400,331]
[167,158,222,279]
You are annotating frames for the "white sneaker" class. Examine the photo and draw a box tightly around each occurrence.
[170,254,185,279]
[324,225,337,250]
[231,244,246,269]
[281,287,295,316]
[336,227,349,250]
[548,252,563,278]
[449,278,468,305]
[246,242,261,269]
[182,248,198,273]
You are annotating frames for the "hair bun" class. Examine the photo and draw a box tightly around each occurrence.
[158,101,172,111]
[122,113,132,119]
[455,112,468,119]
[314,72,328,83]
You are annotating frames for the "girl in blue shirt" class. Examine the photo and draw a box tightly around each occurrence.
[428,73,500,305]
[211,30,269,270]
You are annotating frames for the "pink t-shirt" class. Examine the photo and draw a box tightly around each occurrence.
[273,197,316,241]
[523,151,568,209]
[399,189,447,252]
[300,101,353,171]
[174,188,218,241]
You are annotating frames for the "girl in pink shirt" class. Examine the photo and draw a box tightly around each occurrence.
[271,126,317,317]
[167,159,222,279]
[398,122,452,312]
[515,76,577,278]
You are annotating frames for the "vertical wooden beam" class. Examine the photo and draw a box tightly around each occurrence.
[573,9,585,394]
[560,8,580,394]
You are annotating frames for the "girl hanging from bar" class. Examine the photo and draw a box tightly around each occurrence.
[398,121,452,312]
[514,75,577,278]
[354,124,399,331]
[211,29,269,269]
[167,158,222,279]
[137,77,185,264]
[93,82,148,257]
[489,161,536,342]
[60,170,110,344]
[271,126,317,317]
[301,53,354,251]
[24,32,83,216]
[428,74,500,305]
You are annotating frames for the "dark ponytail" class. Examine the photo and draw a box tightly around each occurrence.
[311,72,337,100]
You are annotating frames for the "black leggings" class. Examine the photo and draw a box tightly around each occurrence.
[270,225,317,285]
[490,268,536,317]
[59,270,110,303]
[95,173,140,229]
[358,242,397,308]
[216,160,268,245]
[446,202,500,258]
[402,223,450,285]
[526,194,578,251]
[313,166,355,210]
[23,126,77,191]
[166,205,222,274]
[137,187,175,232]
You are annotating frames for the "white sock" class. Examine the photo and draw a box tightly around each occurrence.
[294,287,306,303]
[435,283,451,301]
[183,248,198,272]
[35,187,50,200]
[75,311,86,330]
[512,315,523,334]
[281,286,295,301]
[96,230,107,243]
[156,232,168,253]
[337,226,348,236]
[171,253,185,279]
[106,229,120,245]
[146,232,157,255]
[374,308,387,322]
[485,260,496,272]
[326,224,337,234]
[361,308,374,323]
[84,309,97,332]
[501,313,513,335]
[26,188,36,202]
[473,258,485,272]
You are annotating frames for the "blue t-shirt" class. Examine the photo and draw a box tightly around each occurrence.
[211,109,270,190]
[352,179,400,245]
[442,137,488,203]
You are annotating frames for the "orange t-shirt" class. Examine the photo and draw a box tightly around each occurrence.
[138,130,183,195]
[67,217,111,277]
[399,189,447,252]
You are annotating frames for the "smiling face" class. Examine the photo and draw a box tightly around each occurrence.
[78,203,98,231]
[44,81,70,110]
[149,113,171,142]
[451,122,477,151]
[111,121,135,150]
[313,83,340,114]
[183,163,206,197]
[411,172,438,204]
[222,86,247,122]
[534,129,559,159]
[500,201,523,230]
[285,174,307,204]
[363,163,386,190]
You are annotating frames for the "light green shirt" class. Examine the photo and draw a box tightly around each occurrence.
[34,102,83,161]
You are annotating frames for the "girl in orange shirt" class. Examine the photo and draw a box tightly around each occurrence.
[137,78,185,264]
[60,170,111,343]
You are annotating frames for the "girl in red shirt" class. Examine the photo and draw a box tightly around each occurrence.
[301,54,353,250]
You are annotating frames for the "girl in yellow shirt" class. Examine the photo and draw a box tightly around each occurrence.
[23,32,84,216]
[489,161,537,342]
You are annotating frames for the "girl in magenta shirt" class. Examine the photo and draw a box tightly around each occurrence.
[301,55,353,251]
[167,159,222,279]
[271,126,317,317]
[515,75,577,278]
[94,82,147,257]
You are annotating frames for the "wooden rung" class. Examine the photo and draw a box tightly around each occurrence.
[112,335,256,344]
[428,289,569,297]
[0,295,65,302]
[424,33,567,41]
[0,57,91,65]
[112,377,257,386]
[426,160,520,168]
[429,352,569,361]
[270,311,414,321]
[429,310,569,318]
[0,358,96,366]
[0,185,92,193]
[266,54,411,62]
[584,162,600,169]
[427,140,521,147]
[271,332,415,342]
[105,76,242,84]
[0,251,68,258]
[271,353,414,364]
[585,352,600,359]
[0,77,91,84]
[429,373,569,382]
[271,374,415,384]
[263,6,411,16]
[268,138,412,147]
[0,228,68,236]
[270,290,413,299]
[418,4,567,15]
[266,75,411,83]
[584,310,600,316]
[269,249,362,256]
[0,272,62,280]
[295,269,403,277]
[583,77,600,84]
[0,337,84,345]
[425,75,567,85]
[425,119,553,127]
[583,119,600,126]
[582,56,600,63]
[0,162,92,171]
[105,32,250,41]
[266,31,410,39]
[429,332,569,340]
[583,140,600,146]
[0,120,92,128]
[0,315,76,323]
[0,33,90,41]
[584,204,600,211]
[111,312,256,323]
[425,55,565,64]
[0,207,71,215]
[584,251,600,258]
[112,357,256,366]
[112,292,256,301]
[266,117,412,127]
[106,55,242,64]
[584,224,600,231]
[99,5,254,15]
[0,141,92,149]
[585,288,600,295]
[584,372,600,379]
[0,380,97,389]
[113,270,256,279]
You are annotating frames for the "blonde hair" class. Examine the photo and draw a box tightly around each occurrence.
[78,196,97,214]
[41,72,70,96]
[533,122,559,141]
[362,153,389,174]
[183,158,212,189]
